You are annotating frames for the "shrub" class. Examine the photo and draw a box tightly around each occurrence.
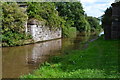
[2,2,27,33]
[2,2,32,46]
[2,31,32,46]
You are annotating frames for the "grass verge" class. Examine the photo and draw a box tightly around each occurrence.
[22,36,120,78]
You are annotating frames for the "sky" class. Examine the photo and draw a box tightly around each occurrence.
[80,0,115,18]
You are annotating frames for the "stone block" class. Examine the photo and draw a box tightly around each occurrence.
[27,23,62,42]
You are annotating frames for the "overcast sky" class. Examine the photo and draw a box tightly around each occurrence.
[80,0,115,17]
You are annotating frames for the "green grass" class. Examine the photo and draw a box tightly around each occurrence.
[22,36,120,78]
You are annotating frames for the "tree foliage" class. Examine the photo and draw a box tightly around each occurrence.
[27,2,65,28]
[1,2,103,46]
[2,2,31,46]
[87,16,101,32]
[2,2,27,33]
[55,2,91,32]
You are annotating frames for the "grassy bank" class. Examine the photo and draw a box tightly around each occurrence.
[22,36,120,78]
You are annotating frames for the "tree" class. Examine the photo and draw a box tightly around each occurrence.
[87,16,101,32]
[55,2,90,32]
[27,2,64,28]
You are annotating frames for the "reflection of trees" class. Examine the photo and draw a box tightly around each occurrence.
[61,38,75,52]
[73,32,91,50]
[61,32,97,51]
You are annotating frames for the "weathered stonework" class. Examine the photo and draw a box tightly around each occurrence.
[27,19,62,42]
[111,2,120,39]
[104,25,111,39]
[18,3,62,42]
[104,1,120,40]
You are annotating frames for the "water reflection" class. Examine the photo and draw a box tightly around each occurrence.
[2,33,98,78]
[2,39,61,78]
[27,40,61,64]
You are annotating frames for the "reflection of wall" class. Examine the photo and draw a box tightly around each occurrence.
[2,39,61,78]
[27,39,61,64]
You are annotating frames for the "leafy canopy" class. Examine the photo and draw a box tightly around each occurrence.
[55,2,91,32]
[27,2,65,28]
[2,2,27,33]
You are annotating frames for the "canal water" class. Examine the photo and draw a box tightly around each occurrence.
[2,33,98,78]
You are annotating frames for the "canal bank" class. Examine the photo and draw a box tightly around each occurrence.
[22,36,120,78]
[2,33,97,78]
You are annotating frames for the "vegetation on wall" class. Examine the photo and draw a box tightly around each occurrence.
[27,2,65,28]
[27,2,77,37]
[2,2,31,46]
[1,2,102,46]
[2,2,27,33]
[27,2,101,38]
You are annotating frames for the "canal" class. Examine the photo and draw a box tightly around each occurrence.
[2,33,98,78]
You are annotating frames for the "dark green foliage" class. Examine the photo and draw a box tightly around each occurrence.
[0,2,2,42]
[87,16,101,32]
[27,2,64,28]
[55,2,91,32]
[2,2,27,33]
[62,26,76,38]
[1,2,103,46]
[2,31,32,46]
[2,2,31,46]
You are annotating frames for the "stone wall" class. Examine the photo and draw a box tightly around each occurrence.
[27,19,62,42]
[104,25,111,39]
[18,3,62,42]
[104,2,120,40]
[111,2,120,39]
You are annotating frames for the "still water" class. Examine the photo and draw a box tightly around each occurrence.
[2,34,98,78]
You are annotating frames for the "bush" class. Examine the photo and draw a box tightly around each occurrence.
[2,31,32,46]
[2,2,33,46]
[55,2,91,32]
[87,16,101,32]
[62,26,76,38]
[2,2,27,33]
